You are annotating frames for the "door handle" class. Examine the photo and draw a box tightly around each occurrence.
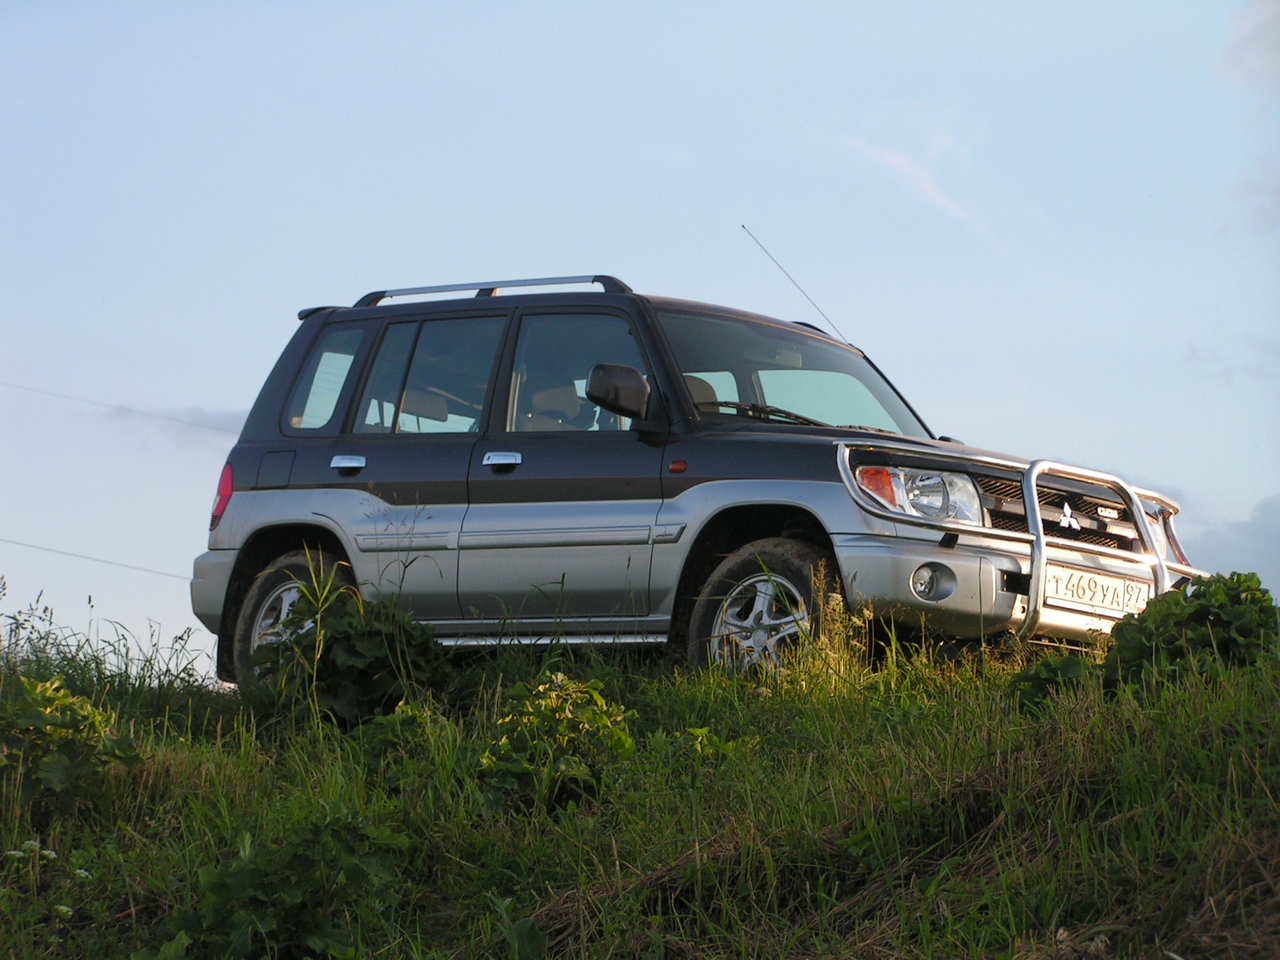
[482,451,523,467]
[330,454,367,471]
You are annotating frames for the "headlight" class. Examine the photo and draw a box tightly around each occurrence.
[854,465,983,525]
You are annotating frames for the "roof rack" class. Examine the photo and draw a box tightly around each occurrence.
[353,274,632,308]
[297,305,339,321]
[791,320,834,337]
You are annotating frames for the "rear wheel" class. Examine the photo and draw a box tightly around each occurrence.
[231,549,351,687]
[687,537,834,671]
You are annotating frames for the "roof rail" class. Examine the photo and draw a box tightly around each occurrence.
[297,305,339,321]
[353,274,632,308]
[791,320,834,337]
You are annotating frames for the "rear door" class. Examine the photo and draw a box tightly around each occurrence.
[458,308,667,627]
[323,310,508,618]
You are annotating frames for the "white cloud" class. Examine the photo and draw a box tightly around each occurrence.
[160,408,248,435]
[846,138,967,220]
[1241,166,1280,233]
[1183,336,1280,387]
[1224,1,1280,233]
[1225,0,1280,97]
[0,381,244,439]
[1181,494,1280,594]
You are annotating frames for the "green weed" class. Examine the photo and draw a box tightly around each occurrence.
[1010,572,1279,709]
[250,568,444,726]
[137,814,409,960]
[480,668,635,811]
[1106,570,1279,681]
[0,675,140,824]
[0,572,1277,958]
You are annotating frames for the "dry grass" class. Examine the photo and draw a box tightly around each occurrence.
[2,579,1278,959]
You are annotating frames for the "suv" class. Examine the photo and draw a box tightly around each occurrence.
[191,274,1202,683]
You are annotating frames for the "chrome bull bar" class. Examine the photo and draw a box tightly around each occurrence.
[835,441,1206,640]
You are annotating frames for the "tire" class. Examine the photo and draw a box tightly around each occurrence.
[687,537,835,671]
[231,549,352,687]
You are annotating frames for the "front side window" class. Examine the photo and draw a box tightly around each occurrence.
[285,324,365,431]
[354,315,505,435]
[658,311,929,437]
[507,313,650,432]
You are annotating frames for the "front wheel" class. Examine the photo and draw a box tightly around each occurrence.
[687,537,835,671]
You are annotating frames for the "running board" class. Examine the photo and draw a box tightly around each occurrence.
[433,634,670,648]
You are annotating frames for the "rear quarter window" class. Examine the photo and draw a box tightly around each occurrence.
[283,324,366,432]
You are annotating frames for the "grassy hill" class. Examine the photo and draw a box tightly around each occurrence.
[2,575,1277,959]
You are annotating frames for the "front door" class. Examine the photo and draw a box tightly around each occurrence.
[458,309,666,631]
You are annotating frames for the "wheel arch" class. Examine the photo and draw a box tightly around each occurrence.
[668,502,840,646]
[215,523,352,682]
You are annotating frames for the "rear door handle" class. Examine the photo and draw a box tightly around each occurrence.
[330,454,367,471]
[482,451,523,467]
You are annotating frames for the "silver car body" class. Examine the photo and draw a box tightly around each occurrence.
[190,276,1203,670]
[193,440,1200,648]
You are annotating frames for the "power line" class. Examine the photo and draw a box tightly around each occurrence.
[0,536,188,581]
[0,380,240,435]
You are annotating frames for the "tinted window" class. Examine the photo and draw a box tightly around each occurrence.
[285,325,365,431]
[507,314,649,432]
[355,323,418,434]
[659,311,928,437]
[355,315,505,435]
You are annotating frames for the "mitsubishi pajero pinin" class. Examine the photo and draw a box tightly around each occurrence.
[190,275,1202,683]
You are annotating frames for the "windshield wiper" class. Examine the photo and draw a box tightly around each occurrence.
[704,401,831,427]
[835,423,900,436]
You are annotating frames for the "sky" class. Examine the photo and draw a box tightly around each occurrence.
[2,1,1277,673]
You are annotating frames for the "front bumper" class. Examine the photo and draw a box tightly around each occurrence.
[833,442,1206,643]
[832,533,1183,642]
[833,534,1019,637]
[190,549,238,634]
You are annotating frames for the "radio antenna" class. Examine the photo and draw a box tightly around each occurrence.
[741,224,847,343]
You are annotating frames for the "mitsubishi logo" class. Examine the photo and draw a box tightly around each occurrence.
[1058,502,1082,531]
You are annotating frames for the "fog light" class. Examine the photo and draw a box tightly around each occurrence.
[910,563,956,602]
[911,566,936,599]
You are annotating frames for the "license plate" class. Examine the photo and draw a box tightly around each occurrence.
[1043,564,1150,618]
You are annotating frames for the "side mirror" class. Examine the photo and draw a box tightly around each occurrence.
[587,363,651,421]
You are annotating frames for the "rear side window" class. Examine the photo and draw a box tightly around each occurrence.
[284,325,365,431]
[356,323,418,433]
[355,315,506,435]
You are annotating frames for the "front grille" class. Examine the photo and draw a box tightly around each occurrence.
[975,473,1138,553]
[989,513,1025,532]
[1072,529,1133,550]
[975,475,1133,522]
[988,511,1132,550]
[976,476,1022,501]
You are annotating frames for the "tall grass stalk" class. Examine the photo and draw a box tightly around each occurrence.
[0,577,1276,958]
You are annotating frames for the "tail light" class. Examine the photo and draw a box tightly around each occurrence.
[210,463,234,531]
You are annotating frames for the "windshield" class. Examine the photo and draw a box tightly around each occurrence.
[657,310,930,438]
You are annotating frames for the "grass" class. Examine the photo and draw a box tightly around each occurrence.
[1,577,1278,959]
